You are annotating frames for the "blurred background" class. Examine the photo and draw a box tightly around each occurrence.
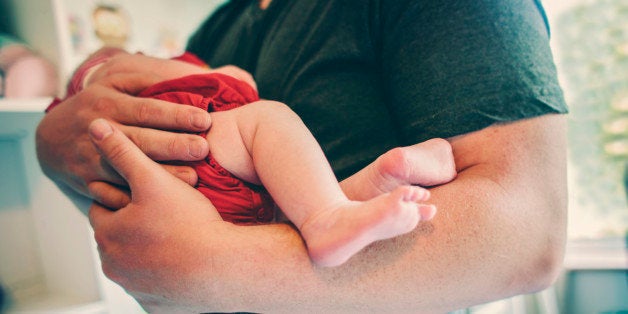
[0,0,626,313]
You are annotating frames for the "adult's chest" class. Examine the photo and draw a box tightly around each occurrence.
[208,0,402,176]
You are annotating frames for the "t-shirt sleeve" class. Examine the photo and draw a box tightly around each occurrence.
[380,0,568,143]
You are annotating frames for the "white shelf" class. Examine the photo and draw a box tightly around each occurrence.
[0,98,51,112]
[563,237,628,270]
[0,0,223,312]
[0,97,144,313]
[0,97,52,113]
[8,295,106,313]
[0,103,102,313]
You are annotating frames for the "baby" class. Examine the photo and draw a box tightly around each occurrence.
[53,49,450,267]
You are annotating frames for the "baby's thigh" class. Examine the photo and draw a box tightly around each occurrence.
[205,110,260,185]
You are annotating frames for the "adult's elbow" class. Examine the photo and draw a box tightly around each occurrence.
[527,235,565,293]
[518,198,567,294]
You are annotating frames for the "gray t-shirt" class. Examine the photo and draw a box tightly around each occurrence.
[187,0,568,179]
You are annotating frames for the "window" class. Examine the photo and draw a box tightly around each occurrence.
[549,0,628,240]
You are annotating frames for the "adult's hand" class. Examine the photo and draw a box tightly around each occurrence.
[85,118,459,312]
[36,72,211,196]
[36,49,258,204]
[86,49,257,91]
[86,118,225,312]
[86,115,566,313]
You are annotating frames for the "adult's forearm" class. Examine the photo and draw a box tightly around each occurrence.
[182,171,562,313]
[166,115,567,313]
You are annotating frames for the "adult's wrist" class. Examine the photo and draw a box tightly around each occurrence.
[45,47,123,113]
[66,53,112,96]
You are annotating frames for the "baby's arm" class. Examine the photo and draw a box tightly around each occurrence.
[340,138,457,201]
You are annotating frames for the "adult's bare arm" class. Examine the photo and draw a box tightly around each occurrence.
[183,115,566,313]
[88,113,567,313]
[188,114,568,313]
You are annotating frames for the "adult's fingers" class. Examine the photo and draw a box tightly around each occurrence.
[88,181,131,210]
[88,118,168,189]
[88,164,197,210]
[160,164,199,186]
[90,53,210,88]
[115,123,209,161]
[88,74,212,132]
[88,201,110,230]
[98,71,164,95]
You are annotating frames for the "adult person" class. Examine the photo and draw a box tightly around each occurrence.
[51,47,446,267]
[36,0,569,312]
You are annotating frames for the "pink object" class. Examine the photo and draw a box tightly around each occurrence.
[0,44,57,98]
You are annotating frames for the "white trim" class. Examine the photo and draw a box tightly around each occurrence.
[0,98,51,112]
[563,237,627,270]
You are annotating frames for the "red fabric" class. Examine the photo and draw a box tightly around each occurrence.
[45,51,205,113]
[172,52,209,68]
[45,97,63,113]
[46,51,273,224]
[138,72,275,224]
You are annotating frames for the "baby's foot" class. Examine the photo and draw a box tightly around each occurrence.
[379,138,457,187]
[341,138,456,201]
[300,186,436,267]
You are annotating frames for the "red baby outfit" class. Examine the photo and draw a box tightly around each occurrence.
[48,51,275,224]
[138,72,276,224]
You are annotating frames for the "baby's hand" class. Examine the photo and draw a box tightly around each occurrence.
[340,138,457,201]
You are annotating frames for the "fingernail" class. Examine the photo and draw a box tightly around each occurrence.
[89,119,113,140]
[191,113,210,129]
[189,138,206,158]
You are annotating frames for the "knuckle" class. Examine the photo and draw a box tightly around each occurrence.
[93,233,128,285]
[173,105,188,126]
[167,136,181,157]
[107,141,133,165]
[134,101,154,124]
[91,93,116,115]
[187,135,209,159]
[92,228,108,248]
[100,262,116,281]
[100,260,124,285]
[128,128,151,153]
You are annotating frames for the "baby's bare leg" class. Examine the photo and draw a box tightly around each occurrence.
[340,139,457,201]
[208,101,435,267]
